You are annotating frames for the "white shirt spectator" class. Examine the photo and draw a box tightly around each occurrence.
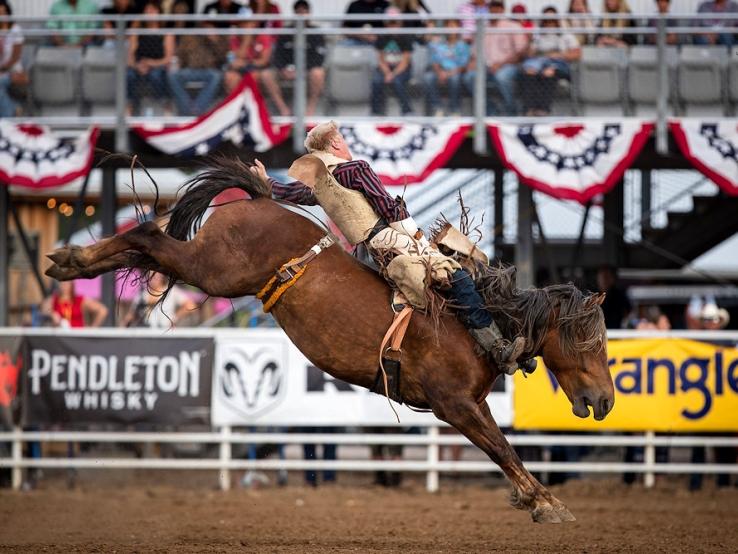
[0,23,23,73]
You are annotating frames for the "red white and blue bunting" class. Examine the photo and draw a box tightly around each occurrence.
[133,74,290,157]
[0,123,99,189]
[488,120,654,204]
[339,122,471,185]
[670,119,738,195]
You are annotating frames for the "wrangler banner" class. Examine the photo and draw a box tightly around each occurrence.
[513,338,738,431]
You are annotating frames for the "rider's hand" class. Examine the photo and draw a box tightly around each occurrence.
[250,159,268,182]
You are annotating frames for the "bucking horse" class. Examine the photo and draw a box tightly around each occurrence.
[46,158,614,523]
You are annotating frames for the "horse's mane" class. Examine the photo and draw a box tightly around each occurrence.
[476,264,606,359]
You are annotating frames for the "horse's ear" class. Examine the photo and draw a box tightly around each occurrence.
[593,292,606,306]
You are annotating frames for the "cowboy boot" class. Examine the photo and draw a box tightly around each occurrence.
[469,322,527,376]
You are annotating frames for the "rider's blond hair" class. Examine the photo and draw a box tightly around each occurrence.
[304,121,340,153]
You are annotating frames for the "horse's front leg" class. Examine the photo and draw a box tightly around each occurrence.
[431,395,575,524]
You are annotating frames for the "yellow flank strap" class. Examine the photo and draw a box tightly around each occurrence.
[261,264,307,312]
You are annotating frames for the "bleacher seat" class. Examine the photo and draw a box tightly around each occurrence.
[31,46,82,115]
[678,45,728,116]
[627,45,679,116]
[81,47,117,112]
[575,46,628,116]
[326,45,377,114]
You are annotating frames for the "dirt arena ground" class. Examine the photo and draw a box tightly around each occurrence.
[1,475,737,553]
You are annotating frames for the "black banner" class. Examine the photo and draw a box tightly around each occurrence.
[22,336,213,426]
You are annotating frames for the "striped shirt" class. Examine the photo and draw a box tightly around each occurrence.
[269,159,409,223]
[457,2,488,40]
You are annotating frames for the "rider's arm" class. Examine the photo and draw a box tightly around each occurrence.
[268,177,319,205]
[332,160,409,223]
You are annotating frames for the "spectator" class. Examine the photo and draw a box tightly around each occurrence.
[566,0,597,45]
[121,272,196,328]
[167,20,228,115]
[511,3,534,29]
[0,1,25,118]
[47,0,99,47]
[202,0,242,27]
[101,0,140,27]
[457,0,488,42]
[260,0,326,116]
[596,265,631,329]
[645,0,682,45]
[126,1,175,115]
[632,304,671,330]
[343,0,390,46]
[366,427,403,487]
[223,7,275,94]
[249,0,282,30]
[596,0,636,47]
[695,0,738,46]
[42,281,108,328]
[303,427,337,487]
[371,7,414,116]
[423,18,471,116]
[520,6,581,116]
[393,0,432,33]
[462,0,529,116]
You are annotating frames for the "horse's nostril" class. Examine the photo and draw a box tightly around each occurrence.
[600,398,611,414]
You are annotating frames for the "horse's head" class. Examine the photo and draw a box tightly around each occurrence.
[539,291,614,421]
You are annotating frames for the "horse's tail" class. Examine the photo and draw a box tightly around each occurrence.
[166,156,271,241]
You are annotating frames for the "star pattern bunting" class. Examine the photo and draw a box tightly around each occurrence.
[517,124,622,171]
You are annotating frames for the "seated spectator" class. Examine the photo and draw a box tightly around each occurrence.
[423,19,471,116]
[249,0,282,30]
[520,6,581,116]
[645,0,682,45]
[511,3,534,29]
[203,0,242,27]
[223,7,275,94]
[167,20,228,116]
[566,0,597,46]
[0,1,25,118]
[393,0,432,42]
[343,0,390,46]
[47,0,99,47]
[102,0,140,27]
[42,281,108,328]
[371,7,414,116]
[596,0,636,47]
[462,0,529,116]
[121,272,197,328]
[260,0,326,116]
[695,0,738,46]
[457,0,488,42]
[126,2,174,114]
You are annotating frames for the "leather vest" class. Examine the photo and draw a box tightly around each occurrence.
[292,151,381,245]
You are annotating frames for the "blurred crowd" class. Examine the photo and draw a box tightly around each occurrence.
[1,0,736,118]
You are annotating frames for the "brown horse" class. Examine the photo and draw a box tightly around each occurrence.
[46,159,614,524]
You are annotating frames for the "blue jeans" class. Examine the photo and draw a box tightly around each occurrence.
[522,57,571,80]
[423,70,463,114]
[0,74,17,117]
[463,63,520,116]
[371,67,412,115]
[446,269,493,329]
[167,68,222,116]
[127,66,168,111]
[694,32,735,47]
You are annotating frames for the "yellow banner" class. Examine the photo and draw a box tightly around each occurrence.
[513,338,738,431]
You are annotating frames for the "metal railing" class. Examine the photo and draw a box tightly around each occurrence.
[1,428,737,492]
[1,13,737,155]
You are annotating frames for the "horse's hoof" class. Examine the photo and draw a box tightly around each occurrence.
[45,264,76,281]
[553,503,576,522]
[47,248,72,266]
[531,504,563,524]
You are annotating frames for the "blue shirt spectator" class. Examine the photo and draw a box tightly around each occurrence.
[695,0,738,45]
[424,20,471,115]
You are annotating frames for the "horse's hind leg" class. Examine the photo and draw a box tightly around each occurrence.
[48,221,192,281]
[431,395,575,524]
[46,252,161,281]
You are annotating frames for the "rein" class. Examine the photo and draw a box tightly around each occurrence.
[256,235,335,312]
